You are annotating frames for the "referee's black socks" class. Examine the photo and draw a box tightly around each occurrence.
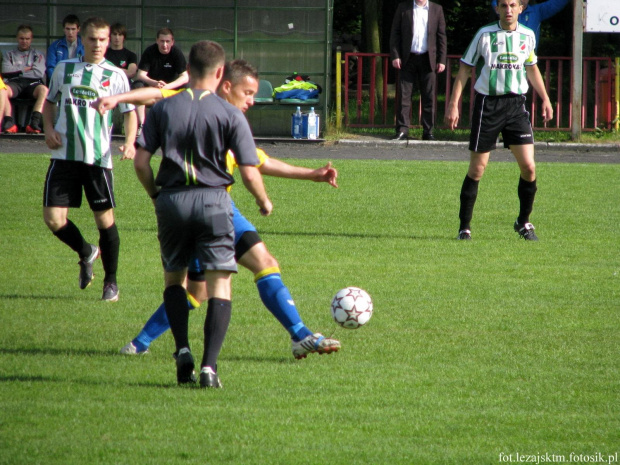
[164,284,191,352]
[202,298,232,370]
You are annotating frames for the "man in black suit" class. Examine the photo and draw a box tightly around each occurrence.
[390,0,447,141]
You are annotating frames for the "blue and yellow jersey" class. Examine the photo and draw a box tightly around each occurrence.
[0,77,7,91]
[160,88,268,191]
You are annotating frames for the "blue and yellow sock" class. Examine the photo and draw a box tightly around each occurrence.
[133,292,200,352]
[255,267,313,342]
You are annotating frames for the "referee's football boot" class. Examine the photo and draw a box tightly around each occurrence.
[176,348,197,385]
[199,366,222,389]
[78,244,100,289]
[457,229,472,240]
[101,283,119,302]
[514,220,539,241]
[292,333,341,360]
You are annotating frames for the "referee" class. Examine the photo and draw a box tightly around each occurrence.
[134,41,272,386]
[446,0,553,241]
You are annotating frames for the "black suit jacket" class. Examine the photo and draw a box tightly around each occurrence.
[389,0,447,71]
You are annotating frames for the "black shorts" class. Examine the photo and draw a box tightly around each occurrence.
[156,187,237,273]
[469,93,534,153]
[7,78,45,100]
[43,159,115,211]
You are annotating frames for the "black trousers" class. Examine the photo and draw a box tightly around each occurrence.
[395,52,435,135]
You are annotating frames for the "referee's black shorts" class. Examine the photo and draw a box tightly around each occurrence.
[469,93,534,153]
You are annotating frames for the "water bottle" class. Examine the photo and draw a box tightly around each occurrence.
[307,107,317,140]
[292,106,302,139]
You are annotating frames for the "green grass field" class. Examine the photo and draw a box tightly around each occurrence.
[0,153,618,465]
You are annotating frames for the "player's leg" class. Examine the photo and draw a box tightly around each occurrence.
[459,94,504,240]
[85,165,121,300]
[458,151,489,239]
[238,238,341,359]
[43,160,100,288]
[121,259,204,355]
[504,97,538,240]
[510,143,539,240]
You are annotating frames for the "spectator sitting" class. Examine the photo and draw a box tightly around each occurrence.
[105,23,138,81]
[2,24,48,134]
[133,27,189,133]
[46,14,84,81]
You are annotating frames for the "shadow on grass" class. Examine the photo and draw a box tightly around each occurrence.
[0,293,79,301]
[259,229,447,241]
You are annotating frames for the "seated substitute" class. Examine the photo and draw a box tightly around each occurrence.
[2,25,48,133]
[133,27,189,133]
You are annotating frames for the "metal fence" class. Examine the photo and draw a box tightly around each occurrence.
[339,52,618,132]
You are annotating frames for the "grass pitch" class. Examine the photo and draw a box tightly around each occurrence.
[0,152,618,465]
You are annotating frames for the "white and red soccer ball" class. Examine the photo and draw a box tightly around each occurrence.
[330,287,373,329]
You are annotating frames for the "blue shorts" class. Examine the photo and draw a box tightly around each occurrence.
[188,200,258,274]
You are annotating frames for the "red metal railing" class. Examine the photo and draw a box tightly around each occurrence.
[342,53,616,131]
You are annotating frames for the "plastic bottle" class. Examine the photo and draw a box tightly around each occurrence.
[307,107,317,140]
[292,106,302,139]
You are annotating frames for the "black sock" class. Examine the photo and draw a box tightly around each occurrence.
[459,175,479,231]
[53,219,91,258]
[2,116,15,130]
[99,224,119,285]
[164,285,191,352]
[202,298,232,370]
[517,177,537,224]
[30,111,43,129]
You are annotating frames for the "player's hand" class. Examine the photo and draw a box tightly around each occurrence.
[541,99,554,123]
[313,161,338,188]
[445,105,460,131]
[119,144,136,160]
[94,96,117,115]
[257,198,273,216]
[44,130,62,149]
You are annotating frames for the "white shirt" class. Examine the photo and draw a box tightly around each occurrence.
[411,0,429,54]
[461,22,537,96]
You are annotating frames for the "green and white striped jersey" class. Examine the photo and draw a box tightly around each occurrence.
[47,58,134,168]
[461,21,537,96]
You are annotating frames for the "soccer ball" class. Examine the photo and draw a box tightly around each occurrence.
[330,287,373,329]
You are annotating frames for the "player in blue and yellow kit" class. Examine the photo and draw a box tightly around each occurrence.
[96,59,341,365]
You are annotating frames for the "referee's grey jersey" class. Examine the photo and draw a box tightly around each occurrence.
[138,89,259,189]
[461,21,537,96]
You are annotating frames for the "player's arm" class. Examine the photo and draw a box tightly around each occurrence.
[525,64,553,123]
[95,87,164,115]
[162,71,189,90]
[238,164,273,216]
[259,158,338,188]
[42,99,62,149]
[134,147,158,202]
[120,110,137,160]
[445,62,473,131]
